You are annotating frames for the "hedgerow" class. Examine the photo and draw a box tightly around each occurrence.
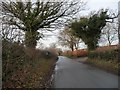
[2,40,57,88]
[88,49,119,62]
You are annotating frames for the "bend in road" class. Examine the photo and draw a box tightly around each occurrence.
[54,56,119,88]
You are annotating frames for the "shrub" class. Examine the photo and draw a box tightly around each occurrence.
[2,40,57,88]
[62,49,88,58]
[87,46,120,75]
[72,50,88,57]
[88,48,119,62]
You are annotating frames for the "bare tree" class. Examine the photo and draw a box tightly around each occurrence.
[1,0,85,48]
[100,22,118,46]
[1,8,25,44]
[107,9,119,45]
[2,24,24,43]
[99,9,119,46]
[58,27,81,51]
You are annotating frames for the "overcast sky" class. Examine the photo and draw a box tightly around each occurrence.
[85,0,118,11]
[37,0,119,50]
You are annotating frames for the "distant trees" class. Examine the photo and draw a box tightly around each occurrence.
[70,9,111,50]
[98,9,119,46]
[99,22,118,46]
[58,26,81,51]
[2,0,85,48]
[46,43,63,56]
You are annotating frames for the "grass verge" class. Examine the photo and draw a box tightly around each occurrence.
[85,59,119,75]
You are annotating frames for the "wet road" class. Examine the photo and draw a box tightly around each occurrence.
[54,56,118,88]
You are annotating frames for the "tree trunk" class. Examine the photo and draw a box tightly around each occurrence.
[87,41,97,51]
[70,42,74,51]
[25,30,38,48]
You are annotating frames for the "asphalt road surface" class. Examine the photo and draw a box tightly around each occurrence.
[54,56,119,88]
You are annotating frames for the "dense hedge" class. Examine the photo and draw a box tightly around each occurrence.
[62,50,88,57]
[88,48,120,62]
[2,40,57,88]
[72,50,88,57]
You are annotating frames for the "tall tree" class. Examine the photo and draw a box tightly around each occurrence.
[58,27,81,51]
[2,0,85,48]
[70,9,110,50]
